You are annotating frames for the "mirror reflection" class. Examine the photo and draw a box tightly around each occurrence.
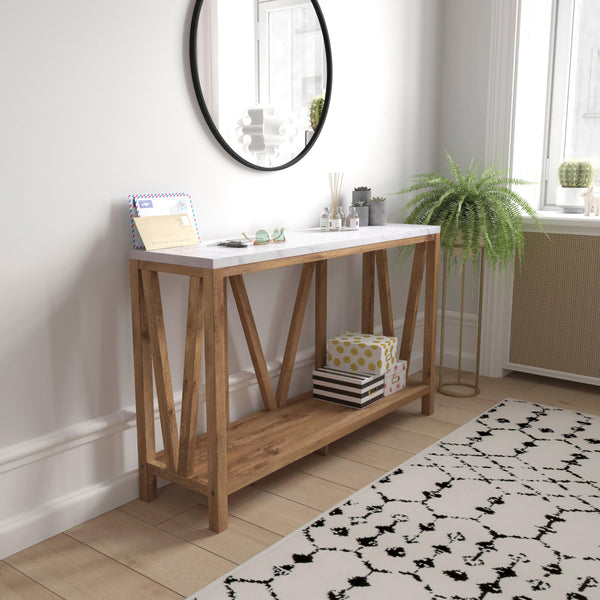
[191,0,331,170]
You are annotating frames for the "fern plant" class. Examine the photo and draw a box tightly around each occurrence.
[398,152,544,273]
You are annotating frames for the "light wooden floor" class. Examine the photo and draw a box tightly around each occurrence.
[2,371,599,599]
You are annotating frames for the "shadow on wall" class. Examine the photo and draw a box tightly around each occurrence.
[43,203,137,488]
[48,203,132,425]
[0,202,138,530]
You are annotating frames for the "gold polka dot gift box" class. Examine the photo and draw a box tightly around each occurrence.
[326,332,398,376]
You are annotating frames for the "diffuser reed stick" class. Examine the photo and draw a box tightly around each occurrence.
[328,172,344,216]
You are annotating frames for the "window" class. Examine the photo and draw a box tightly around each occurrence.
[257,0,326,116]
[512,0,600,209]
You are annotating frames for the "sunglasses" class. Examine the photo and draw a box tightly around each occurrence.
[243,228,285,245]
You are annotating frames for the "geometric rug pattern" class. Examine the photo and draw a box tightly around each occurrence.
[188,399,600,599]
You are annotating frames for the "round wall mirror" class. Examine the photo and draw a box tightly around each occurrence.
[190,0,332,171]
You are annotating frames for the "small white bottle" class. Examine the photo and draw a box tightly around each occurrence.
[329,209,342,231]
[320,207,330,231]
[337,205,345,229]
[346,205,359,230]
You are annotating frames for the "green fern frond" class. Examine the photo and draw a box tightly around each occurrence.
[394,152,545,276]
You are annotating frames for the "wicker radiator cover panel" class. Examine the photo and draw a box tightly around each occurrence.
[510,232,600,378]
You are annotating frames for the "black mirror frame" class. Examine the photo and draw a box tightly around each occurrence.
[189,0,333,172]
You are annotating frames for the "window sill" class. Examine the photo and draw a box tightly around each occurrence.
[523,211,600,235]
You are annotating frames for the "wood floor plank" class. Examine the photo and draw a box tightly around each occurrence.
[158,505,280,565]
[426,404,483,425]
[0,562,62,600]
[5,534,181,600]
[520,379,600,415]
[66,510,234,597]
[329,437,413,470]
[227,487,320,536]
[118,485,201,526]
[475,372,539,402]
[392,400,422,415]
[163,482,206,502]
[434,394,498,412]
[393,396,486,426]
[383,413,459,438]
[291,454,385,490]
[252,466,355,510]
[348,420,439,454]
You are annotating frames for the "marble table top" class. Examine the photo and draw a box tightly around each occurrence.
[130,224,440,270]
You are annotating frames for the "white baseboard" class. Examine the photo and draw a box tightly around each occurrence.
[0,309,478,560]
[505,362,600,387]
[436,309,478,373]
[0,469,140,559]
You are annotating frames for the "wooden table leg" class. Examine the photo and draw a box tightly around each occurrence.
[223,277,229,424]
[315,260,328,456]
[315,260,327,369]
[375,250,394,337]
[141,270,179,472]
[129,260,157,501]
[204,272,228,532]
[178,276,204,477]
[230,275,276,411]
[422,236,440,415]
[399,243,426,371]
[361,252,375,334]
[276,263,315,407]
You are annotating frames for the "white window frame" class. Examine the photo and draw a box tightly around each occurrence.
[256,0,325,110]
[544,0,576,206]
[512,0,590,209]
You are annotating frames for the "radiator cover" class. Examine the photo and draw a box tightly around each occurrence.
[509,232,600,381]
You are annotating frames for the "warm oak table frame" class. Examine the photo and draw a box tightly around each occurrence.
[129,226,440,532]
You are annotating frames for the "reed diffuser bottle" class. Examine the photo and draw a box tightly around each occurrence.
[328,172,344,231]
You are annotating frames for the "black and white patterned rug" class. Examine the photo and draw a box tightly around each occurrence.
[188,399,600,599]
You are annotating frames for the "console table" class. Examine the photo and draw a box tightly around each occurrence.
[129,224,440,532]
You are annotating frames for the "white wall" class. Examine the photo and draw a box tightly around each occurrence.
[439,0,492,169]
[0,0,442,558]
[437,0,493,316]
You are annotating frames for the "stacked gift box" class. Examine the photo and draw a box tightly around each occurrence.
[312,332,407,408]
[313,367,384,408]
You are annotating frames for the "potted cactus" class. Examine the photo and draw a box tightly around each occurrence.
[306,95,324,145]
[369,196,387,226]
[556,160,595,213]
[310,95,324,131]
[352,186,371,205]
[352,186,371,225]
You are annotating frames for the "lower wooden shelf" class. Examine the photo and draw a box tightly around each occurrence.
[147,382,429,496]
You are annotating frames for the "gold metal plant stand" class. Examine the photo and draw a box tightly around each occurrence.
[438,248,484,397]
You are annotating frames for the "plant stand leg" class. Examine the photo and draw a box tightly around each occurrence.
[438,250,484,397]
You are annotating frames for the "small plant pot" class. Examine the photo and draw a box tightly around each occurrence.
[556,186,586,214]
[353,205,369,227]
[369,201,386,225]
[352,190,371,205]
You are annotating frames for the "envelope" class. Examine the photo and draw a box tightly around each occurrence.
[133,214,199,250]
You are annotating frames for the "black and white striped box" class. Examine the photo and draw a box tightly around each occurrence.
[312,366,384,408]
